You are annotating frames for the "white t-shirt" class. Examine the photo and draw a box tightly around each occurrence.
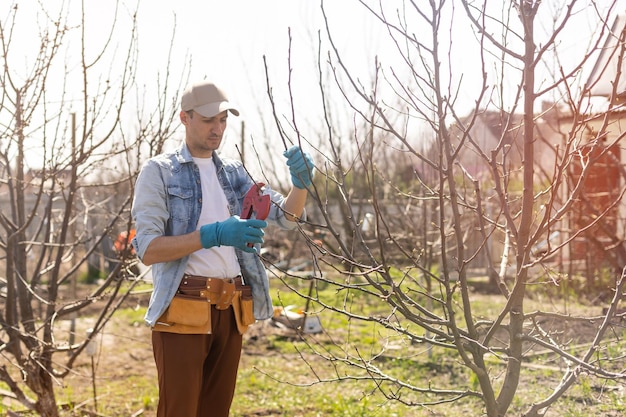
[185,157,241,278]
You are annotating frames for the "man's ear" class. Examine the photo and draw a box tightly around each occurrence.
[180,110,189,126]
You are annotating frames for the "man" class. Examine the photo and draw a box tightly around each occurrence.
[131,80,314,416]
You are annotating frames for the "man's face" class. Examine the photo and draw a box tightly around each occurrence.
[180,110,229,158]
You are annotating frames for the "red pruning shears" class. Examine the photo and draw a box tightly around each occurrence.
[241,182,270,220]
[241,183,271,248]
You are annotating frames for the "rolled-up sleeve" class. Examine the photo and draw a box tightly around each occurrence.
[265,188,306,230]
[131,161,169,261]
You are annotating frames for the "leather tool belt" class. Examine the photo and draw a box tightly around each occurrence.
[153,274,255,335]
[177,275,241,310]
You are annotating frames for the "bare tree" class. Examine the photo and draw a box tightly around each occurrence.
[265,1,626,416]
[0,2,182,415]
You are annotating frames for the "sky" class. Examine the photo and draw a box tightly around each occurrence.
[4,0,393,158]
[3,0,622,163]
[125,0,401,143]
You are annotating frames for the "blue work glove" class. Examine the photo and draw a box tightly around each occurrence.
[200,215,268,253]
[284,145,314,189]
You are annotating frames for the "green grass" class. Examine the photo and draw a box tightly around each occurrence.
[233,358,418,416]
[246,272,626,417]
[111,299,148,325]
[5,270,623,416]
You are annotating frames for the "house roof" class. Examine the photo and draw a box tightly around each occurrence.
[453,110,524,146]
[585,13,626,98]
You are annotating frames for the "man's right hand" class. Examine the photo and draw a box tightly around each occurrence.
[200,215,267,253]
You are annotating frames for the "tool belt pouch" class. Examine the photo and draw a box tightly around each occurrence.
[153,289,212,335]
[208,278,236,310]
[232,285,255,334]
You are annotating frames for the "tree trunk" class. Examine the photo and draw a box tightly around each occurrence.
[29,364,59,417]
[496,2,538,414]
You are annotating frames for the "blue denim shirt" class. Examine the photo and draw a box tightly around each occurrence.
[132,142,302,327]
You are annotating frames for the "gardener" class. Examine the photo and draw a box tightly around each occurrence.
[131,80,314,417]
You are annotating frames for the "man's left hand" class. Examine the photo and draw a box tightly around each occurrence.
[284,145,314,189]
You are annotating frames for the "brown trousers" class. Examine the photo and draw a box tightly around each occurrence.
[152,305,243,417]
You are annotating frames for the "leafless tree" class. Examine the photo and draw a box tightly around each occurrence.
[265,1,626,416]
[0,2,182,415]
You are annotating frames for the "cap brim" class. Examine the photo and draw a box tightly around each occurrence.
[193,102,240,118]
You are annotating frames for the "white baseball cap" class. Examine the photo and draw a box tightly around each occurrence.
[181,81,240,118]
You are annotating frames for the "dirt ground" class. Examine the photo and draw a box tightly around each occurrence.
[3,285,624,416]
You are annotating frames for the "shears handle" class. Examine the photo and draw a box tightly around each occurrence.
[241,182,271,247]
